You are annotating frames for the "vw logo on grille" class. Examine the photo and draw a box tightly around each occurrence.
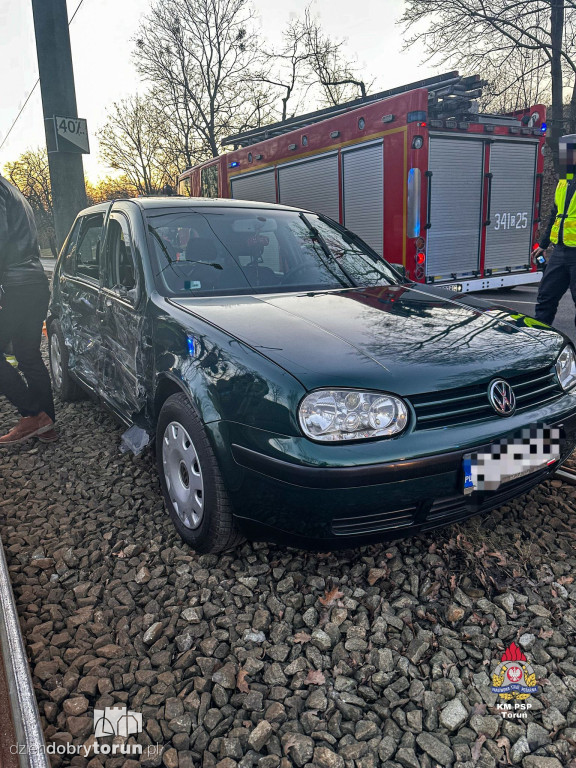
[488,379,516,416]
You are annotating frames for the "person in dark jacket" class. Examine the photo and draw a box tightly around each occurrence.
[533,134,576,327]
[0,173,56,444]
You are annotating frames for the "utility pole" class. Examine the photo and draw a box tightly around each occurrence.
[550,0,564,174]
[31,0,87,250]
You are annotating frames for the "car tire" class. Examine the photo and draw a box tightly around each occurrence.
[48,320,84,401]
[156,393,245,553]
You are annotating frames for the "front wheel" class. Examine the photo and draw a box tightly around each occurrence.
[156,393,244,553]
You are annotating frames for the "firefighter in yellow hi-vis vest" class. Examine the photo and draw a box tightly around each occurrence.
[534,134,576,327]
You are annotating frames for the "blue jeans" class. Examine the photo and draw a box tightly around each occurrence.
[535,246,576,327]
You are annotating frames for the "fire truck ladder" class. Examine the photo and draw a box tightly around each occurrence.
[221,71,492,148]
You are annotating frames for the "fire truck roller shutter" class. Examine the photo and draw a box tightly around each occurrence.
[231,169,277,204]
[278,153,340,221]
[484,142,537,273]
[426,137,484,278]
[342,141,384,255]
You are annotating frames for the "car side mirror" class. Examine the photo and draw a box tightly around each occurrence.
[389,263,407,281]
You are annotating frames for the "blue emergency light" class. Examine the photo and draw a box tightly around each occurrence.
[541,123,547,132]
[229,161,239,168]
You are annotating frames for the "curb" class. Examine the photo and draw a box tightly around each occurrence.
[0,536,49,768]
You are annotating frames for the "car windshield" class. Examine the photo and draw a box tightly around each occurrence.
[146,206,398,296]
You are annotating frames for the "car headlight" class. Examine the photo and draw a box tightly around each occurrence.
[556,345,576,391]
[298,389,409,442]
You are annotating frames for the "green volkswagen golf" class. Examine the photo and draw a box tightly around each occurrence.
[48,197,576,552]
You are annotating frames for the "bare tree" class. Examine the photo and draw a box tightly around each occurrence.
[401,0,576,169]
[253,16,315,121]
[302,10,371,106]
[98,95,176,194]
[4,148,57,256]
[134,0,276,157]
[152,85,207,173]
[474,46,551,114]
[256,8,372,120]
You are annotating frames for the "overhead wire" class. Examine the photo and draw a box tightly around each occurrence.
[0,0,87,154]
[68,0,86,24]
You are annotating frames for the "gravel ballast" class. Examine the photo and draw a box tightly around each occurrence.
[1,353,576,768]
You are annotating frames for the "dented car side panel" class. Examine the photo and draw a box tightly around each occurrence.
[98,291,150,425]
[58,277,103,393]
[152,301,306,434]
[97,207,153,425]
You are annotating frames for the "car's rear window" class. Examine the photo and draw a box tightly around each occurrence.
[146,206,398,297]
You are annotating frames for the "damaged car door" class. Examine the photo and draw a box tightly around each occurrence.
[59,212,105,392]
[98,210,149,423]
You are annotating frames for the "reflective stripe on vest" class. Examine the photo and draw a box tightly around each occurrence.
[551,179,576,246]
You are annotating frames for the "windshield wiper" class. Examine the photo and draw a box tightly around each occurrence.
[298,213,353,288]
[318,216,399,285]
[149,226,176,275]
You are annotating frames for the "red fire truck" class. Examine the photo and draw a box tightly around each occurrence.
[177,72,547,292]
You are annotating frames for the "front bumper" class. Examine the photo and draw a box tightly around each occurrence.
[213,395,576,549]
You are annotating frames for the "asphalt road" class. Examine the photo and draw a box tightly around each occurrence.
[472,283,575,342]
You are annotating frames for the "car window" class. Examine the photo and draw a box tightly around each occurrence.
[200,165,218,197]
[146,207,397,297]
[76,214,104,281]
[104,214,138,298]
[62,219,81,275]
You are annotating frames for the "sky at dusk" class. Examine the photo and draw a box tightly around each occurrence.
[0,0,437,180]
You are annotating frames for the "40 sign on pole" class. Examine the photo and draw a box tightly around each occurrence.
[45,116,90,154]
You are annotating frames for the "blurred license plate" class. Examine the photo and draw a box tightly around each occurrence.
[463,426,560,495]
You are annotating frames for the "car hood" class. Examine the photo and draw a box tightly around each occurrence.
[170,284,565,394]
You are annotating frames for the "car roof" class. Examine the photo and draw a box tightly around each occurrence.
[76,197,309,217]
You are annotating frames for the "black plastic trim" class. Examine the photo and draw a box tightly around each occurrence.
[231,443,465,488]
